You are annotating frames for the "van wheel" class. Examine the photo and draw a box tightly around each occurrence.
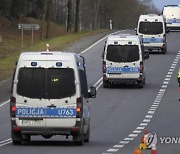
[22,134,31,144]
[138,80,144,88]
[12,130,22,145]
[84,124,90,142]
[73,129,84,146]
[103,81,111,88]
[161,47,167,54]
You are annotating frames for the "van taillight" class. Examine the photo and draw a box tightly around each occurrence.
[163,34,166,43]
[10,96,16,117]
[103,61,106,73]
[76,97,83,118]
[140,62,143,73]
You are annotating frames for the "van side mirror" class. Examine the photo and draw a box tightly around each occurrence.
[89,86,96,98]
[135,28,137,35]
[145,52,149,59]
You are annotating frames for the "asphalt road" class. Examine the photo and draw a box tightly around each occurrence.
[0,30,180,154]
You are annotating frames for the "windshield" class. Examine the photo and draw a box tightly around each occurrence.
[17,68,76,99]
[106,45,139,62]
[139,22,163,34]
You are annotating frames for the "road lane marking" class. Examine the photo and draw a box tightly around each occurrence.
[113,145,124,148]
[119,141,129,144]
[133,130,141,134]
[107,149,119,152]
[129,134,138,137]
[0,100,9,108]
[124,138,134,141]
[0,138,12,147]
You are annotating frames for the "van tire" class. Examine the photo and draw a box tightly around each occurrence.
[161,47,167,54]
[84,123,90,142]
[103,81,111,88]
[22,134,31,144]
[73,129,84,145]
[12,131,22,145]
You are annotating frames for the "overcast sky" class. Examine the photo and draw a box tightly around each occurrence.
[152,0,180,10]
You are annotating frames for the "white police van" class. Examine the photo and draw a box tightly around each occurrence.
[163,5,180,31]
[136,14,167,54]
[102,34,149,88]
[10,51,96,145]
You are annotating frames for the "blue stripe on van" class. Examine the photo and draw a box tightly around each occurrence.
[16,107,76,117]
[166,19,180,24]
[106,67,140,74]
[142,38,163,43]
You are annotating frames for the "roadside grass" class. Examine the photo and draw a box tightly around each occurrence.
[0,29,109,81]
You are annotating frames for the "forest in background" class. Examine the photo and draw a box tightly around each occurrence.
[0,0,159,39]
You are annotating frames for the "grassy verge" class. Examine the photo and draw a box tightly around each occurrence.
[0,29,109,81]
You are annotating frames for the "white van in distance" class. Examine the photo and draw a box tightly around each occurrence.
[10,51,96,145]
[102,34,149,88]
[136,14,167,54]
[163,5,180,31]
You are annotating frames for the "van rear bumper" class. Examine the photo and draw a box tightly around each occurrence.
[144,44,167,52]
[11,119,83,136]
[104,78,143,84]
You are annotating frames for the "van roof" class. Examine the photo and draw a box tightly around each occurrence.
[18,51,81,61]
[20,51,78,59]
[139,14,164,21]
[107,34,140,41]
[106,34,141,45]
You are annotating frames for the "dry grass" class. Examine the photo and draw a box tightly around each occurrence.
[0,17,109,81]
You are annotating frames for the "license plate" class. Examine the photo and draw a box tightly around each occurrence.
[21,120,42,126]
[109,74,122,78]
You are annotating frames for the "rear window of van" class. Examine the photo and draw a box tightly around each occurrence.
[106,45,139,62]
[139,22,163,34]
[17,68,76,99]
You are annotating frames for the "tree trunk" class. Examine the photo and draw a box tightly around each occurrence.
[40,0,48,40]
[46,0,53,39]
[74,0,80,33]
[67,0,72,32]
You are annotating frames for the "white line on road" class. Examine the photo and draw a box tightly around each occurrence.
[0,100,9,108]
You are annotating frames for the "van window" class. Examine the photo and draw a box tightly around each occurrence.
[79,70,88,98]
[47,68,75,99]
[17,68,75,99]
[139,22,163,34]
[106,45,139,62]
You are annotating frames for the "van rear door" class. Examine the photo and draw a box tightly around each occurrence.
[106,44,140,79]
[45,62,77,128]
[15,66,47,128]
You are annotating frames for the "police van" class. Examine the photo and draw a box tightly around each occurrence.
[10,51,96,145]
[136,14,167,54]
[163,5,180,31]
[102,34,149,88]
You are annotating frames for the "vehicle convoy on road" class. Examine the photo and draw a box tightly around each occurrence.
[10,51,96,145]
[162,5,180,30]
[102,34,149,88]
[136,14,168,54]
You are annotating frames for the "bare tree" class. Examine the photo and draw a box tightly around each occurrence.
[67,0,72,32]
[74,0,80,33]
[46,0,53,38]
[40,0,48,40]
